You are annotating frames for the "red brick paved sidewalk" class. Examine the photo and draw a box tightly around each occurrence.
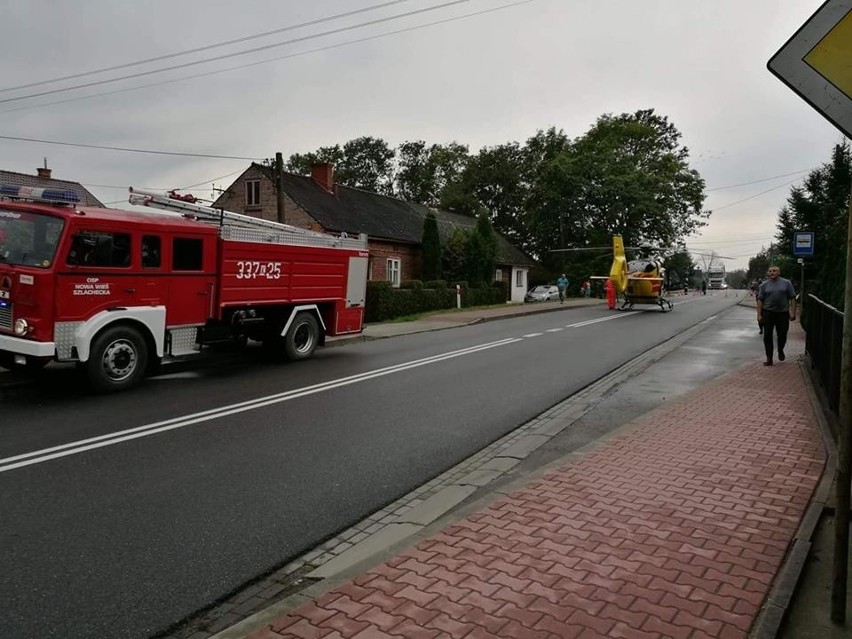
[248,331,825,639]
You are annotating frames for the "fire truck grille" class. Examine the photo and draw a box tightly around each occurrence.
[0,303,11,331]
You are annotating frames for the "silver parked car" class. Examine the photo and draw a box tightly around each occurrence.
[525,284,560,302]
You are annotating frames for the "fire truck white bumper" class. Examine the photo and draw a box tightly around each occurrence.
[0,334,56,358]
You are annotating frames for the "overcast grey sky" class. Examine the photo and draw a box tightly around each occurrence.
[0,0,845,270]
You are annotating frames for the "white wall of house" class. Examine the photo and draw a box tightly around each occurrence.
[510,267,528,303]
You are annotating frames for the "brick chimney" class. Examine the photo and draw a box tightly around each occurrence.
[310,162,334,193]
[37,158,51,179]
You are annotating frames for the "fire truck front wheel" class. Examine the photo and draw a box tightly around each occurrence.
[87,325,149,392]
[284,312,319,360]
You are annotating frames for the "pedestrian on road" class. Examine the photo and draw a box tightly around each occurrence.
[757,265,796,366]
[556,273,569,303]
[701,279,707,295]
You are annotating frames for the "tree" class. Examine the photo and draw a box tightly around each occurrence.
[727,269,748,290]
[285,137,396,195]
[284,145,344,174]
[442,143,531,251]
[568,109,708,249]
[396,141,469,206]
[421,211,442,281]
[774,141,850,309]
[338,136,396,195]
[464,211,499,284]
[662,249,694,290]
[442,228,468,282]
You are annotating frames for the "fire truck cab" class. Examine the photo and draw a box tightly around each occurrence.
[0,185,368,392]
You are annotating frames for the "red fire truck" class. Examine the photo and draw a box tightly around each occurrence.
[0,184,368,392]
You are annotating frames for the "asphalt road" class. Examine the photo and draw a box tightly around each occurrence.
[0,293,740,639]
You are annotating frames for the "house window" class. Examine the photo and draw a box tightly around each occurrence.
[495,269,502,282]
[515,270,524,288]
[387,258,400,287]
[245,179,261,207]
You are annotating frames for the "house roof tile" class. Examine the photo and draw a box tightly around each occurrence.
[0,170,104,207]
[255,164,535,267]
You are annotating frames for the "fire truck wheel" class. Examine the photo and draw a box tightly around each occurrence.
[87,325,149,392]
[284,312,319,360]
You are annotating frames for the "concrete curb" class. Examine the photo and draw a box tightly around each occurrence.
[206,307,727,639]
[749,350,838,638]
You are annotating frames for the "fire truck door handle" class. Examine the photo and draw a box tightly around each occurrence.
[198,290,209,295]
[123,287,136,293]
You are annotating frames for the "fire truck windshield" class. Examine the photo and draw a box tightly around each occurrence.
[0,209,65,268]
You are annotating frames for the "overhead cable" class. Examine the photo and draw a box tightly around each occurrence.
[0,0,537,114]
[0,134,260,160]
[0,0,415,94]
[0,0,474,106]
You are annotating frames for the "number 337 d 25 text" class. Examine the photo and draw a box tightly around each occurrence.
[235,261,282,279]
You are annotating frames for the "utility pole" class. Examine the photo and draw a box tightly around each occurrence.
[275,151,285,224]
[832,187,852,624]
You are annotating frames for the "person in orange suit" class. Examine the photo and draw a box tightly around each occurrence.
[605,278,617,310]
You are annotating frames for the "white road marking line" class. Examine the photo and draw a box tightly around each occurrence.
[546,328,563,333]
[0,338,521,473]
[522,333,544,338]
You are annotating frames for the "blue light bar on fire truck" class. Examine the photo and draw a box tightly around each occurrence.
[0,184,80,205]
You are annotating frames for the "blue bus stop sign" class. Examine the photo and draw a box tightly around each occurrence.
[793,231,815,256]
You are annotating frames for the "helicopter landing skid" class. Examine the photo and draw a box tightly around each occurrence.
[618,298,673,312]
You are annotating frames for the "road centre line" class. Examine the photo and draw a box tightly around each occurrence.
[546,328,563,333]
[0,338,521,474]
[2,301,711,473]
[566,312,640,328]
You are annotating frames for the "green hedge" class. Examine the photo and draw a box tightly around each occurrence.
[365,280,506,323]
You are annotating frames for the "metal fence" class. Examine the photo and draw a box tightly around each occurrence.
[804,294,844,414]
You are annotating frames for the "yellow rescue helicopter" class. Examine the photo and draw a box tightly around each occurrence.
[553,234,674,312]
[592,235,672,311]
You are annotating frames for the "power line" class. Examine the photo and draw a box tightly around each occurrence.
[0,0,474,106]
[0,135,261,160]
[709,176,803,213]
[705,169,812,192]
[1,0,538,115]
[0,0,415,94]
[81,168,245,192]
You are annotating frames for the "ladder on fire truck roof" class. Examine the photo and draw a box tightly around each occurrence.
[128,187,367,251]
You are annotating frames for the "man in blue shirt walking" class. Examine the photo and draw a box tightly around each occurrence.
[756,266,797,366]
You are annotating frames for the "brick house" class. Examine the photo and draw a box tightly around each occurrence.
[0,165,103,207]
[212,163,535,303]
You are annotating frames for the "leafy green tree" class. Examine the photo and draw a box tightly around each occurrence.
[284,146,344,174]
[774,142,850,309]
[568,109,707,249]
[396,141,469,206]
[338,136,396,195]
[441,143,530,249]
[285,137,396,195]
[727,269,748,290]
[464,211,499,284]
[662,249,694,289]
[442,228,469,282]
[421,211,442,280]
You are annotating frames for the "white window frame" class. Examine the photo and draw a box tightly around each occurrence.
[515,269,524,288]
[387,258,401,287]
[245,179,261,207]
[495,268,503,282]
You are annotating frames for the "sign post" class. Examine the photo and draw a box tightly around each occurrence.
[768,0,852,624]
[793,231,814,313]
